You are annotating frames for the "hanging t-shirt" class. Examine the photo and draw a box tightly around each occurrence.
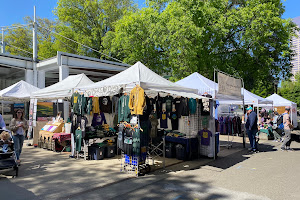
[163,95,173,113]
[100,96,112,113]
[78,94,87,115]
[198,129,212,146]
[86,97,93,115]
[200,99,210,116]
[178,97,189,117]
[155,94,163,119]
[71,92,80,114]
[77,115,88,138]
[160,111,168,129]
[188,98,197,114]
[92,97,100,113]
[75,129,82,152]
[173,98,182,118]
[170,112,178,130]
[91,113,107,127]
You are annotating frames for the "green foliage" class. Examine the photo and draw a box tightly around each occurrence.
[279,73,300,106]
[54,0,136,59]
[104,0,298,96]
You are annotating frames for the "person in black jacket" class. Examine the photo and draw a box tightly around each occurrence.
[245,107,258,152]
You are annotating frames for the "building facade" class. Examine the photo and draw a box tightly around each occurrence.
[291,16,300,81]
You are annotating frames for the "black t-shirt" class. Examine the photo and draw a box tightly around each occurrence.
[77,115,88,138]
[170,111,178,130]
[155,94,163,119]
[173,98,182,118]
[163,95,173,113]
[99,96,112,113]
[200,99,210,116]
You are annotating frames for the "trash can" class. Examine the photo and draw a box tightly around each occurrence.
[176,144,186,160]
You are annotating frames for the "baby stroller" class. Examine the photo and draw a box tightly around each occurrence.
[0,129,18,177]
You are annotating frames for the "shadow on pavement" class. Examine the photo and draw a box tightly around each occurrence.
[0,177,39,200]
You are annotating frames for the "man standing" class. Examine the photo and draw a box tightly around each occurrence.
[245,107,258,152]
[281,107,293,151]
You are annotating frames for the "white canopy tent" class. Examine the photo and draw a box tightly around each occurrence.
[262,94,297,128]
[31,74,94,100]
[0,80,40,101]
[79,62,203,99]
[176,72,272,106]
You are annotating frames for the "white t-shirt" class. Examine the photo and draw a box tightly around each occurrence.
[16,121,24,135]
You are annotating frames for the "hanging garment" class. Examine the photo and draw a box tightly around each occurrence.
[118,95,131,123]
[91,112,107,127]
[177,97,189,117]
[155,93,163,119]
[129,85,146,115]
[139,96,152,121]
[237,116,242,135]
[112,95,120,115]
[86,97,93,115]
[219,116,224,134]
[160,111,168,129]
[71,92,80,114]
[75,129,82,152]
[132,128,140,156]
[188,98,197,114]
[78,94,87,115]
[232,116,238,134]
[163,95,173,113]
[173,97,182,118]
[170,112,179,130]
[149,113,158,138]
[198,129,212,146]
[92,97,100,114]
[200,99,210,116]
[99,96,112,113]
[77,115,88,138]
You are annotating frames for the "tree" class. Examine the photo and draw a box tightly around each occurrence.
[279,73,300,106]
[4,17,57,59]
[54,0,137,59]
[104,0,298,95]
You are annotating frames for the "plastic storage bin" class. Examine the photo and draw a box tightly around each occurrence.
[165,143,175,158]
[88,145,104,160]
[105,144,116,158]
[175,144,186,160]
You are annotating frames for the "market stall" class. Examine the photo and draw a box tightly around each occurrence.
[0,80,40,126]
[262,94,297,128]
[76,61,217,175]
[30,73,94,153]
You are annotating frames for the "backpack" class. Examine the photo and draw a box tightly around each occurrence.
[277,113,287,130]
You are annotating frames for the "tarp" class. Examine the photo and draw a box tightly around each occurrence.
[79,62,203,99]
[0,80,40,101]
[31,74,93,99]
[176,72,272,105]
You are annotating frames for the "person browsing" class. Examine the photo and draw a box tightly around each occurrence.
[245,106,258,153]
[9,109,28,165]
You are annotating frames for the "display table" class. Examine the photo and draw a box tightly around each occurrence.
[53,133,71,143]
[38,122,64,150]
[165,136,198,153]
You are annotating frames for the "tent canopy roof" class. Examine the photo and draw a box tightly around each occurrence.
[176,72,272,105]
[265,93,296,107]
[79,62,202,99]
[32,73,93,99]
[0,80,40,100]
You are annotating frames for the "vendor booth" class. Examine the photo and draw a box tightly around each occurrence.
[262,94,297,128]
[76,62,217,176]
[0,80,40,125]
[30,74,94,154]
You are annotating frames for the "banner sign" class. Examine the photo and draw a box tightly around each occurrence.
[218,73,242,97]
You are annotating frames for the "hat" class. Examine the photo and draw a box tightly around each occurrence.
[246,106,253,111]
[285,106,290,111]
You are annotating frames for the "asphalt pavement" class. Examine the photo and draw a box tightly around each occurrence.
[1,135,300,200]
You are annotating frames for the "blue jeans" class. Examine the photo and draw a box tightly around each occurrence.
[13,135,25,160]
[247,129,258,150]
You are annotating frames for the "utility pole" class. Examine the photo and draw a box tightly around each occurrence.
[33,6,38,87]
[1,28,5,53]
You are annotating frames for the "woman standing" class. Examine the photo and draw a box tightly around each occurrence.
[9,109,28,164]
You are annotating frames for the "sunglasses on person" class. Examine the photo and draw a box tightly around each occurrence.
[17,112,22,114]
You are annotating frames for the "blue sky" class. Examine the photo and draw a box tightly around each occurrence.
[0,0,299,26]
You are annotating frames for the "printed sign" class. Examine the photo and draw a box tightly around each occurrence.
[218,73,242,97]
